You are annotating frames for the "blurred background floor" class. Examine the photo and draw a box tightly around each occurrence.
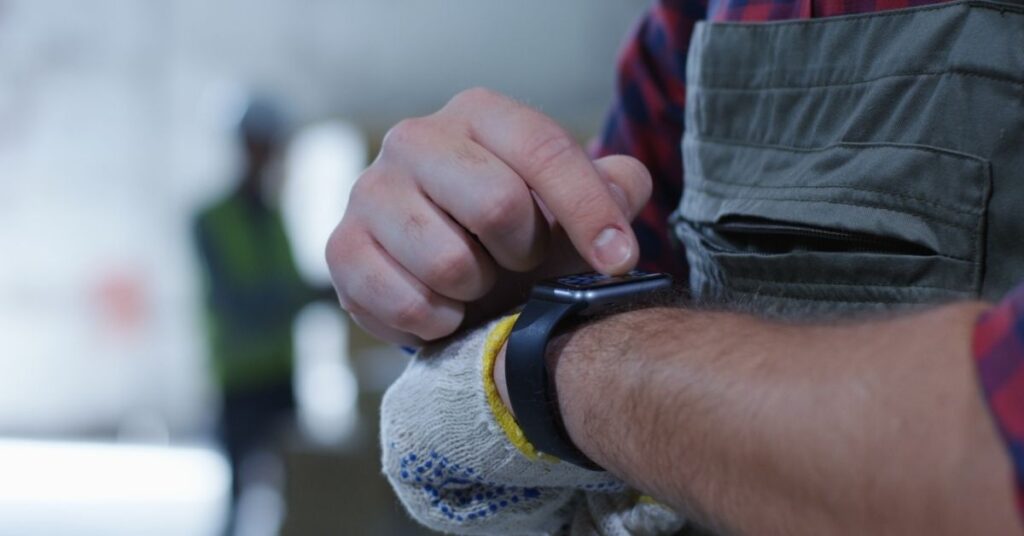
[0,0,647,533]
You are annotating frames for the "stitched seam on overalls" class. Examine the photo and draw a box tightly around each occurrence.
[697,69,1024,92]
[703,0,1023,29]
[687,184,978,233]
[685,137,988,215]
[694,136,990,163]
[703,245,976,263]
[691,175,981,217]
[727,277,977,293]
[723,287,963,304]
[678,219,977,262]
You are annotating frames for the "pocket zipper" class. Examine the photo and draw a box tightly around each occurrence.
[705,219,936,256]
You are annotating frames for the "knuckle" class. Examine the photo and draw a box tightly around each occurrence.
[328,271,360,313]
[325,224,356,267]
[565,186,610,224]
[619,156,653,204]
[521,128,577,177]
[450,86,502,109]
[636,169,654,204]
[448,141,488,171]
[325,229,374,309]
[382,117,428,153]
[349,167,382,202]
[400,213,431,243]
[335,288,360,315]
[471,187,525,236]
[425,246,475,292]
[349,165,405,211]
[391,294,433,332]
[330,266,360,311]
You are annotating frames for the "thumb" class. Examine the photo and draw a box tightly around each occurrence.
[592,154,653,222]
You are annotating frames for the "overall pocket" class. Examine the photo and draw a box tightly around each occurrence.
[674,138,991,317]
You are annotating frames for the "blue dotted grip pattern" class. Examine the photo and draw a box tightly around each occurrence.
[393,445,620,524]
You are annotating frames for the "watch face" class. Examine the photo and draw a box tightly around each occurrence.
[533,270,672,307]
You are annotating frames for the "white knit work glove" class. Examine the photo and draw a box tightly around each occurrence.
[380,316,685,535]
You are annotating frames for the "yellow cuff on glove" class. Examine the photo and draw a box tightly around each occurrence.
[481,314,559,464]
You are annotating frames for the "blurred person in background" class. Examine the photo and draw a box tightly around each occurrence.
[192,98,311,531]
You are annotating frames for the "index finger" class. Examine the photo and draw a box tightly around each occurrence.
[444,88,639,275]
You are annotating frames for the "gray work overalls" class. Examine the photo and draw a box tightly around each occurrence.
[673,0,1024,318]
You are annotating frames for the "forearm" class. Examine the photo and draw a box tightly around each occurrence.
[545,304,1020,535]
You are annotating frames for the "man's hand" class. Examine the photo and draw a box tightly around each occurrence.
[326,88,652,345]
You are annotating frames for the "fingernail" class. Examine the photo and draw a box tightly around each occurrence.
[607,182,630,215]
[593,227,632,268]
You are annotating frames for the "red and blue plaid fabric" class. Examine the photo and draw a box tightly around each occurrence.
[975,286,1024,513]
[593,0,1024,516]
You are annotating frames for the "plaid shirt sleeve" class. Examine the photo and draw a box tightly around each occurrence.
[973,283,1024,514]
[590,0,707,278]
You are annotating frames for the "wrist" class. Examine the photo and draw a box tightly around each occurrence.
[494,341,513,414]
[493,328,577,417]
[496,307,679,468]
[547,307,690,471]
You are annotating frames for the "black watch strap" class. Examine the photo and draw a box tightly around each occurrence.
[505,299,601,470]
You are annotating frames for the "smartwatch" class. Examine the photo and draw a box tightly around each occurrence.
[505,270,672,470]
